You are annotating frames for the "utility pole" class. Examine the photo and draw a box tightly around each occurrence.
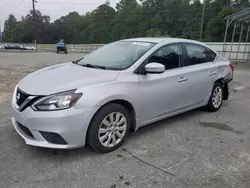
[32,0,36,20]
[0,24,2,41]
[200,0,206,41]
[32,0,37,46]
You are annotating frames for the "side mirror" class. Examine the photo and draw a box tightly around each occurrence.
[145,63,165,74]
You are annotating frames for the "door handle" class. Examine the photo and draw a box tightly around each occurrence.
[178,77,188,83]
[209,71,216,76]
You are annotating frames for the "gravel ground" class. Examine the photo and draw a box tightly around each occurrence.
[1,52,250,188]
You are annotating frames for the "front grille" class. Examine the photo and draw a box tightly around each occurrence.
[40,131,67,145]
[17,122,34,138]
[16,89,30,106]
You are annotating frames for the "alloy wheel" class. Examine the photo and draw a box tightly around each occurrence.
[98,112,127,148]
[212,86,223,108]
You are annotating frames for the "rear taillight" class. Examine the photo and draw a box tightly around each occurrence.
[229,63,234,72]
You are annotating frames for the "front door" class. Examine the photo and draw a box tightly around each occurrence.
[138,44,190,125]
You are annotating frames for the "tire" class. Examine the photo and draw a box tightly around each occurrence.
[57,49,59,53]
[87,103,130,153]
[206,82,223,112]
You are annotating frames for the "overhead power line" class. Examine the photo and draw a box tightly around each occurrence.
[38,1,117,4]
[0,0,10,9]
[38,6,226,13]
[48,16,221,23]
[0,0,10,31]
[3,0,28,16]
[9,0,27,12]
[0,0,12,14]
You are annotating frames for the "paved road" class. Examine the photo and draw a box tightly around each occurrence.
[0,53,250,188]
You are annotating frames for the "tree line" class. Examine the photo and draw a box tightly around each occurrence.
[2,0,250,44]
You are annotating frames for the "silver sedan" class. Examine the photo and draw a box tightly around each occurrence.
[11,38,233,153]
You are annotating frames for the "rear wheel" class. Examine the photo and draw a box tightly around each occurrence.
[206,82,223,112]
[87,103,130,153]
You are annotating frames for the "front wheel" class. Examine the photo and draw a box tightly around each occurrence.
[206,82,223,112]
[87,104,130,153]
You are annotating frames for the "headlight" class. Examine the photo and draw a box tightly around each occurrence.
[32,90,82,111]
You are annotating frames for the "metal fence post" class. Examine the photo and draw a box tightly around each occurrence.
[223,19,229,56]
[230,21,238,59]
[236,23,245,61]
[243,25,250,61]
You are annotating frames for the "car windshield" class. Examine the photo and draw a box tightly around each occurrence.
[78,41,155,70]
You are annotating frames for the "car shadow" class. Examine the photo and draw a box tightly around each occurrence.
[29,145,99,160]
[30,108,206,159]
[128,108,204,139]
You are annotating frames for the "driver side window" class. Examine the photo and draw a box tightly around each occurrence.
[148,44,182,70]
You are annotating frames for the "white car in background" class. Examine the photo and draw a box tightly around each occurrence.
[0,45,5,49]
[25,46,36,50]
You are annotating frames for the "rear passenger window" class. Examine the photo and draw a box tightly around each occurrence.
[184,44,216,66]
[148,44,182,70]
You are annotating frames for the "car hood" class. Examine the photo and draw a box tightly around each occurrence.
[18,63,119,95]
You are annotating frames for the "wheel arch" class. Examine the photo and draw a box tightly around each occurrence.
[87,99,137,136]
[214,78,229,100]
[109,99,137,132]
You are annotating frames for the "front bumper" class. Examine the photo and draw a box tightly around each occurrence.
[11,101,98,149]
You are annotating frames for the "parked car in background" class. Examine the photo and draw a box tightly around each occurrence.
[11,38,233,153]
[4,44,22,50]
[19,45,26,50]
[56,39,67,54]
[4,45,17,49]
[25,46,36,50]
[0,44,36,50]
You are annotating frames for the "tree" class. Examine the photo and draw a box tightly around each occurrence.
[85,4,117,43]
[2,0,250,43]
[54,12,83,43]
[112,0,144,40]
[2,14,17,42]
[146,28,161,37]
[205,7,233,42]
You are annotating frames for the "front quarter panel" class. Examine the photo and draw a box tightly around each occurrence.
[74,71,140,122]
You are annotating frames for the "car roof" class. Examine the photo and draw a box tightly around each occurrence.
[121,37,204,45]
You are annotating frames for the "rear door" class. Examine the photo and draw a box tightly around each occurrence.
[182,43,218,106]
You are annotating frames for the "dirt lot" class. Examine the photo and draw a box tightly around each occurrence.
[1,52,250,188]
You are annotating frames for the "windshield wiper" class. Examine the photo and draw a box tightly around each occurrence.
[72,58,84,64]
[80,63,106,70]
